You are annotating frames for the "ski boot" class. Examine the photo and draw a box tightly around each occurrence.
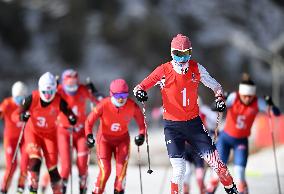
[17,187,24,194]
[80,187,87,194]
[224,184,239,194]
[62,179,68,194]
[29,187,37,194]
[114,189,124,194]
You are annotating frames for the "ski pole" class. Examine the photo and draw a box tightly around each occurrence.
[141,102,153,174]
[70,128,74,194]
[4,120,27,191]
[137,146,143,194]
[213,112,221,143]
[267,106,282,194]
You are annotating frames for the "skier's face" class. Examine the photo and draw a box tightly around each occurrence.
[240,95,255,105]
[63,76,78,94]
[172,49,192,63]
[112,92,128,106]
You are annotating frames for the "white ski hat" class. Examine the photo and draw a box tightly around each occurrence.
[38,72,57,102]
[239,84,256,96]
[12,81,28,98]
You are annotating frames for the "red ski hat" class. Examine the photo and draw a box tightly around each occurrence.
[110,79,129,95]
[171,34,192,51]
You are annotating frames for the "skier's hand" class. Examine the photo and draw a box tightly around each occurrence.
[86,82,98,94]
[215,95,226,112]
[264,95,281,116]
[134,134,145,146]
[135,90,148,102]
[264,95,274,106]
[68,114,77,126]
[20,112,30,122]
[86,134,95,148]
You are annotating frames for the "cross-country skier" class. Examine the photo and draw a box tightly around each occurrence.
[56,69,103,194]
[0,81,29,194]
[206,74,281,194]
[133,34,239,194]
[18,72,77,194]
[85,78,146,194]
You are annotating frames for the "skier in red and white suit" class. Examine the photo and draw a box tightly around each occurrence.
[133,34,239,194]
[18,72,77,194]
[85,79,146,194]
[0,82,29,194]
[57,69,102,194]
[206,75,281,194]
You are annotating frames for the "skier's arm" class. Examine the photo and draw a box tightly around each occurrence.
[85,83,104,103]
[198,63,223,95]
[16,95,32,122]
[225,92,237,108]
[133,103,146,135]
[85,103,103,135]
[0,100,7,119]
[59,98,75,117]
[59,98,77,125]
[22,95,32,112]
[258,97,281,116]
[136,65,165,91]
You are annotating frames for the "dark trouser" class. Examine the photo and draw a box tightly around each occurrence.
[164,116,215,158]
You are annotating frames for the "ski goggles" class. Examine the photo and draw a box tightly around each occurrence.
[172,49,192,57]
[42,90,56,95]
[113,92,129,99]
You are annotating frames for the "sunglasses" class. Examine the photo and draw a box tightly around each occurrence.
[172,49,192,57]
[113,93,129,99]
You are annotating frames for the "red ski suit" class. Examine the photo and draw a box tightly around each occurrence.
[0,97,28,191]
[85,97,145,193]
[23,91,64,169]
[57,84,98,182]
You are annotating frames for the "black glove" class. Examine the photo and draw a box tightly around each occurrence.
[134,134,145,146]
[94,92,105,101]
[135,90,148,102]
[86,82,98,94]
[68,114,77,125]
[264,95,274,106]
[20,112,30,122]
[86,134,95,148]
[215,97,226,112]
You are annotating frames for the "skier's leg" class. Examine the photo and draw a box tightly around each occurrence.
[48,167,63,194]
[57,130,71,194]
[1,138,17,193]
[206,131,231,193]
[27,158,42,193]
[75,135,89,194]
[17,141,29,193]
[114,135,130,193]
[92,133,112,194]
[233,138,248,194]
[164,120,187,194]
[42,134,62,194]
[192,152,206,194]
[25,129,42,193]
[184,117,238,194]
